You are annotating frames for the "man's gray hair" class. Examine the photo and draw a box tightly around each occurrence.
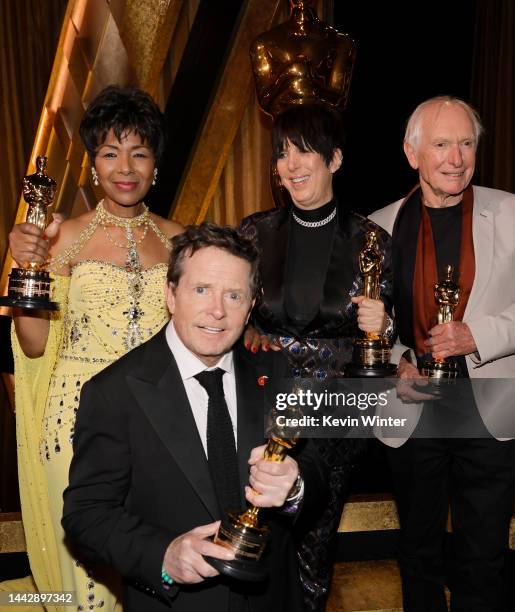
[404,96,483,150]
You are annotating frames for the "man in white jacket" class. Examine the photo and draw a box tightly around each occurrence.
[370,96,515,612]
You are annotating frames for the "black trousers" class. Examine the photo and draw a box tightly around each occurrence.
[387,437,515,612]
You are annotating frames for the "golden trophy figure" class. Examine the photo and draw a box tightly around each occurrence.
[250,0,356,116]
[205,403,299,581]
[346,230,396,377]
[420,264,460,380]
[0,156,58,310]
[250,0,356,207]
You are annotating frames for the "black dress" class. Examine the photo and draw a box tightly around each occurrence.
[241,199,393,611]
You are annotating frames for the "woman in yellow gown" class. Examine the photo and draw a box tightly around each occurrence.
[6,86,182,611]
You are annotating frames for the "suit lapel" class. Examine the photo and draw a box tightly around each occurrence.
[465,190,494,316]
[126,330,219,519]
[392,188,422,349]
[305,202,355,334]
[234,346,269,500]
[255,209,290,331]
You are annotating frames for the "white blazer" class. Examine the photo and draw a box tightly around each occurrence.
[369,186,515,444]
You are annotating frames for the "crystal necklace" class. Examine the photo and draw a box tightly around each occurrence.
[96,200,150,267]
[292,206,337,228]
[47,200,171,272]
[96,201,149,349]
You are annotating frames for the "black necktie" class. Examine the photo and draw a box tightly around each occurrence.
[194,368,241,513]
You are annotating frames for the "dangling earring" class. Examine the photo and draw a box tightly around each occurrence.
[152,168,158,186]
[91,167,99,186]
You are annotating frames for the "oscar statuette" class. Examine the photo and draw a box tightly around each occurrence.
[0,156,58,310]
[250,0,356,208]
[204,401,300,581]
[346,230,396,377]
[420,264,460,381]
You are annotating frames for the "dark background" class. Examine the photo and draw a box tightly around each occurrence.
[1,0,514,582]
[333,0,477,213]
[151,0,484,217]
[0,0,500,510]
[332,0,477,494]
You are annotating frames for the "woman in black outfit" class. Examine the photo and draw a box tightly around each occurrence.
[241,103,394,612]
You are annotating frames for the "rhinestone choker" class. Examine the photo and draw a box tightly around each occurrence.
[47,199,172,272]
[96,200,149,228]
[292,206,336,228]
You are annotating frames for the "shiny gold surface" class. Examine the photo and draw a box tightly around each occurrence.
[214,511,268,562]
[347,230,393,374]
[238,507,261,529]
[0,513,26,554]
[435,264,460,325]
[1,0,184,302]
[85,15,135,103]
[209,90,276,226]
[359,230,383,342]
[0,156,57,308]
[2,499,513,556]
[120,0,183,94]
[422,264,460,375]
[250,0,356,117]
[353,340,392,366]
[23,157,57,234]
[327,560,402,612]
[338,497,400,533]
[171,0,285,225]
[212,410,297,564]
[235,433,292,528]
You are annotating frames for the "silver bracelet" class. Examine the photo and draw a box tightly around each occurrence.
[383,314,395,339]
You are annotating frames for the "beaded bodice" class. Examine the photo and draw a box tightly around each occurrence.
[58,260,169,368]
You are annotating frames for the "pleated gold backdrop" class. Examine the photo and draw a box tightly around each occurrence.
[208,99,275,226]
[2,0,324,283]
[0,0,67,272]
[0,0,68,513]
[203,0,325,228]
[0,0,197,298]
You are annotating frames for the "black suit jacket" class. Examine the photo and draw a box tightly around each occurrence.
[241,202,393,341]
[62,327,328,612]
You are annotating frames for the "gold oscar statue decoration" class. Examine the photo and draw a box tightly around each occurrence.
[250,0,356,117]
[0,156,58,310]
[346,230,396,377]
[250,0,356,207]
[420,264,460,380]
[205,403,299,581]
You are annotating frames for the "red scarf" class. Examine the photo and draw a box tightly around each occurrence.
[412,186,475,356]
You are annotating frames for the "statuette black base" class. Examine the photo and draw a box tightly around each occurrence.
[204,510,268,581]
[420,359,458,381]
[346,362,397,378]
[204,554,267,582]
[347,337,396,378]
[0,267,58,311]
[0,295,59,311]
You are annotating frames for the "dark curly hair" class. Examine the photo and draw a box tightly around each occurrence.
[167,222,260,298]
[80,85,166,163]
[272,103,344,167]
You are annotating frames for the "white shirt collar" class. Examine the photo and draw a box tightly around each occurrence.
[165,320,234,381]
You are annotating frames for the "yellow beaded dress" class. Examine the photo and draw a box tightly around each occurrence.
[8,204,171,612]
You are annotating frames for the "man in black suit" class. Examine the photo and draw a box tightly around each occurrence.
[62,223,327,612]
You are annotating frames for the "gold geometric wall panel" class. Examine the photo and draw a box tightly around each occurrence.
[174,0,329,228]
[171,0,285,226]
[1,0,183,299]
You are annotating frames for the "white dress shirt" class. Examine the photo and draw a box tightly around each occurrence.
[165,321,304,508]
[165,321,237,456]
